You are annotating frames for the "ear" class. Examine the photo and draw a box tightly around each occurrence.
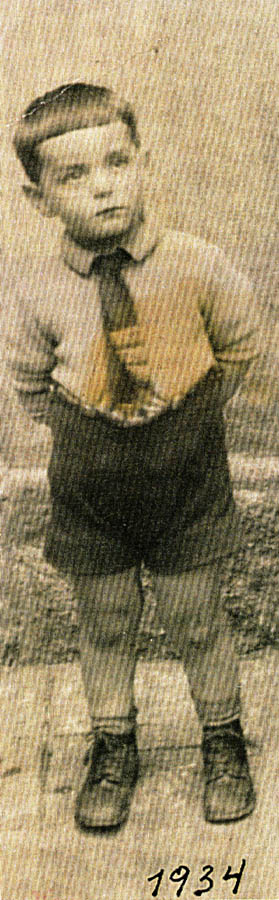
[22,184,56,218]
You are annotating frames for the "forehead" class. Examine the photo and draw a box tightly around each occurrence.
[38,121,134,168]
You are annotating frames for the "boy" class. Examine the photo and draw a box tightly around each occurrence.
[4,82,260,830]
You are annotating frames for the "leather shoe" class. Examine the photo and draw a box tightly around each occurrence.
[75,729,139,830]
[202,721,256,823]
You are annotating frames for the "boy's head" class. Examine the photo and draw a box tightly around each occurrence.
[14,83,148,246]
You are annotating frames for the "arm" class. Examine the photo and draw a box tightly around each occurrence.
[198,244,261,404]
[3,297,58,423]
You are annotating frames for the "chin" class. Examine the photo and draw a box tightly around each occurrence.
[92,224,126,239]
[88,221,133,244]
[69,211,136,246]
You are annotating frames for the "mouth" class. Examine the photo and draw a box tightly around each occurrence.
[95,207,126,218]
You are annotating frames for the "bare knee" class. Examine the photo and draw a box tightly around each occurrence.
[162,605,221,657]
[89,601,139,646]
[154,567,223,654]
[185,623,219,653]
[74,572,142,647]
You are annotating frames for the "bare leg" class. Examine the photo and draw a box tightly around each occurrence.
[153,563,240,725]
[73,568,143,731]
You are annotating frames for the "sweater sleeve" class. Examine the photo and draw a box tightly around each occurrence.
[2,291,58,422]
[198,244,261,402]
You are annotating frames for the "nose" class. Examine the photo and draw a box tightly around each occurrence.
[93,167,114,199]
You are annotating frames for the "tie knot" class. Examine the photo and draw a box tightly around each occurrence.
[92,248,133,276]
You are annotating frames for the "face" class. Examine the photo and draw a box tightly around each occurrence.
[37,121,145,245]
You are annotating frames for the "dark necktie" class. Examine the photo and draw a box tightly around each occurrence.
[91,249,151,407]
[92,248,137,331]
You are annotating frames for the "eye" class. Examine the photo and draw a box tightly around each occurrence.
[59,166,88,184]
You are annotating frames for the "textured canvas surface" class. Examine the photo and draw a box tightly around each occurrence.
[1,2,279,898]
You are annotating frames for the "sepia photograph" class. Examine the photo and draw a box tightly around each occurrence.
[1,1,279,897]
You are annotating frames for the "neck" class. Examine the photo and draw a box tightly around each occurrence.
[65,207,145,255]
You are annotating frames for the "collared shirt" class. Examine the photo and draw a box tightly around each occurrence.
[61,214,159,275]
[2,217,260,426]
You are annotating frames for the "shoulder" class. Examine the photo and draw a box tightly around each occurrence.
[155,228,225,276]
[159,229,254,297]
[158,227,216,253]
[1,249,67,317]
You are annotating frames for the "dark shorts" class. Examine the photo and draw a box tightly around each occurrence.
[44,371,242,576]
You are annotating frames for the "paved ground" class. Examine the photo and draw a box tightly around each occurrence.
[1,455,279,900]
[1,650,279,900]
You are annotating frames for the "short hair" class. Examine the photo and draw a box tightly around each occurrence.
[13,82,140,184]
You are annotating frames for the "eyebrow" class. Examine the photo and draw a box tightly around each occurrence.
[105,150,131,163]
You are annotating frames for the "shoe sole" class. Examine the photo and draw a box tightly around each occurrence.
[204,794,256,824]
[75,811,129,832]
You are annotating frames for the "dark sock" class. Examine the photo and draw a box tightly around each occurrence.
[203,718,242,737]
[90,711,137,736]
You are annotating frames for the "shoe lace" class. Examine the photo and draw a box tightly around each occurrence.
[84,731,132,785]
[202,729,247,782]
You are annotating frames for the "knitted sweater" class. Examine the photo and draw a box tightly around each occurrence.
[2,222,260,426]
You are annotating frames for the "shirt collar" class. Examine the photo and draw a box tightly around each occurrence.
[62,213,161,277]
